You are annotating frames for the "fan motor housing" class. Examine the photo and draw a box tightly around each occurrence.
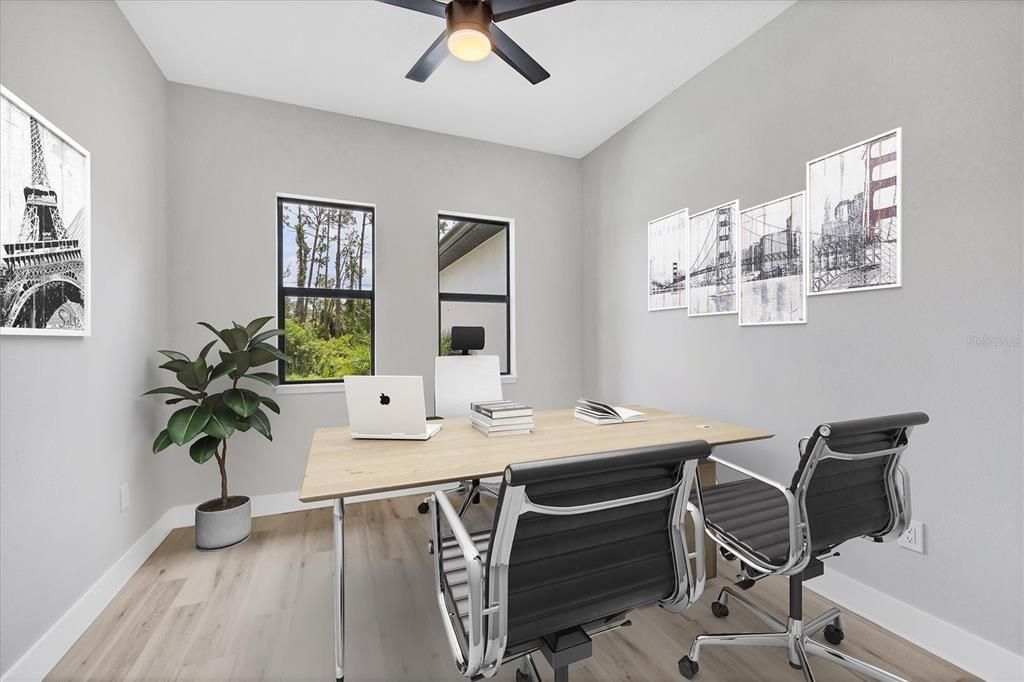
[447,0,493,41]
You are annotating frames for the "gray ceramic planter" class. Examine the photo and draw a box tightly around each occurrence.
[195,495,251,550]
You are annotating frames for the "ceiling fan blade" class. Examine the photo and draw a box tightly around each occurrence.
[489,24,550,84]
[489,0,574,22]
[406,31,449,82]
[377,0,447,18]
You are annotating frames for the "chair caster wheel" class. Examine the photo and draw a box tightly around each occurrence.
[824,623,845,645]
[426,540,434,555]
[678,656,699,679]
[417,501,430,514]
[710,601,729,618]
[515,670,532,682]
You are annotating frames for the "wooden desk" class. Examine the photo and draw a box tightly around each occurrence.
[300,406,772,681]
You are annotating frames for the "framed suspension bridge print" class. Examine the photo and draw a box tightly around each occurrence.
[647,208,688,311]
[687,199,739,316]
[0,85,90,336]
[806,128,901,295]
[739,192,807,326]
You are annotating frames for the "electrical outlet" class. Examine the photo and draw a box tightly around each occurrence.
[898,519,924,553]
[120,483,130,512]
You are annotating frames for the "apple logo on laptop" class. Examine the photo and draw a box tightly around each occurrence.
[379,393,391,406]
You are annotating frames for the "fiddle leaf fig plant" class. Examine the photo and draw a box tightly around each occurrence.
[143,316,289,508]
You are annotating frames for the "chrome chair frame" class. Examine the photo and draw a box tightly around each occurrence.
[432,457,707,679]
[684,425,916,682]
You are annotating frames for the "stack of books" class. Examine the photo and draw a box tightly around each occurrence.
[470,400,535,437]
[574,398,647,425]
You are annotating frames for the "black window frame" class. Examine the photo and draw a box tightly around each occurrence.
[276,195,375,385]
[437,213,513,375]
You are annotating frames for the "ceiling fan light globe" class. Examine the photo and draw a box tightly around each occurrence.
[447,28,491,62]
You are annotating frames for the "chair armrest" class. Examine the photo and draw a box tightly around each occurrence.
[704,455,809,576]
[432,490,486,676]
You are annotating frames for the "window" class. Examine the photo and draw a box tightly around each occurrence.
[438,214,513,375]
[277,196,374,384]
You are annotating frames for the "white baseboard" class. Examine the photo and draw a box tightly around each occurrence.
[808,568,1024,681]
[0,485,445,682]
[0,507,180,682]
[10,489,1019,682]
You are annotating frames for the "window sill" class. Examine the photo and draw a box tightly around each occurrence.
[276,382,346,396]
[275,375,517,395]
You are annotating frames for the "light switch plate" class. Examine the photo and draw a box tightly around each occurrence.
[120,483,130,512]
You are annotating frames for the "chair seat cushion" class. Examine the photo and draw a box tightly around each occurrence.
[697,478,792,565]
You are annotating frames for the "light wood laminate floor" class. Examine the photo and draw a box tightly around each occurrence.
[46,496,973,681]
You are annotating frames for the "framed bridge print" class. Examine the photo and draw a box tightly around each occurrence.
[647,208,688,311]
[687,200,739,316]
[806,128,901,295]
[1,85,90,336]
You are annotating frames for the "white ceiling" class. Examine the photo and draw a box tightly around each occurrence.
[117,0,792,158]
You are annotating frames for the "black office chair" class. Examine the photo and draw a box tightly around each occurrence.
[679,412,928,682]
[432,441,711,681]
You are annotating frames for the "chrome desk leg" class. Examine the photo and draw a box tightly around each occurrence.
[333,498,346,682]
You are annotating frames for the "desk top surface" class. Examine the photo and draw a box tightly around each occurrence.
[299,406,773,502]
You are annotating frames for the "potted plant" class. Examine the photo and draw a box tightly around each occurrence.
[143,316,289,550]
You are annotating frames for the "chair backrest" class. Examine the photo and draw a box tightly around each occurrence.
[483,441,710,664]
[434,355,502,418]
[791,412,928,554]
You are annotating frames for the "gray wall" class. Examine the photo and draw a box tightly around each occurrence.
[581,0,1023,654]
[0,0,170,674]
[162,84,582,506]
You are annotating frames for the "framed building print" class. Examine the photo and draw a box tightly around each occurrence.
[806,128,901,295]
[1,85,91,335]
[739,192,806,326]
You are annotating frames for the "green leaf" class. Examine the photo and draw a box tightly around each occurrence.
[249,409,272,441]
[198,339,218,361]
[223,388,260,418]
[158,350,190,362]
[141,386,199,400]
[229,350,252,377]
[254,342,289,361]
[259,396,281,414]
[209,360,235,382]
[244,372,279,387]
[245,316,274,337]
[159,359,189,373]
[234,415,252,432]
[153,429,173,453]
[204,406,236,439]
[165,397,187,405]
[250,328,284,346]
[189,436,221,464]
[248,345,277,367]
[220,327,249,352]
[167,404,212,445]
[175,358,209,391]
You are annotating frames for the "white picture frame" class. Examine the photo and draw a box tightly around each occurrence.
[739,192,807,326]
[647,207,688,311]
[805,128,901,296]
[1,85,91,336]
[687,199,739,317]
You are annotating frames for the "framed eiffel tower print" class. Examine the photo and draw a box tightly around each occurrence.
[1,85,90,336]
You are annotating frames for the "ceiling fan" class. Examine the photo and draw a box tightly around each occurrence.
[377,0,574,84]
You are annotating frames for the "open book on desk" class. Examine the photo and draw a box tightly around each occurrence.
[574,398,647,425]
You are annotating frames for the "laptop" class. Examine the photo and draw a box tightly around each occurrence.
[344,375,442,440]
